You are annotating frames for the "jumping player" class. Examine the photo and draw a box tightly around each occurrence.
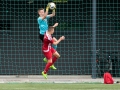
[42,26,65,79]
[37,3,58,69]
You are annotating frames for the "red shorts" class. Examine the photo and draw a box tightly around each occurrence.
[42,47,56,60]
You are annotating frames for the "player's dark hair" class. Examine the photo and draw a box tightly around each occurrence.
[37,8,44,12]
[48,26,54,31]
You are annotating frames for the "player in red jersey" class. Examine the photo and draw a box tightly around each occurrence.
[42,26,65,79]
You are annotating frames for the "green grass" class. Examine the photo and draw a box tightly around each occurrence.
[0,83,119,90]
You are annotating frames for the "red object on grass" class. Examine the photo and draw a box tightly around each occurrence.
[104,72,114,84]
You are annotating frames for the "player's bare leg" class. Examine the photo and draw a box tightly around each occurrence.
[52,51,60,65]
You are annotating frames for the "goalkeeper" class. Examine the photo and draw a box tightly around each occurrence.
[37,3,57,70]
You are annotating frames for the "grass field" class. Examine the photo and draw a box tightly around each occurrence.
[0,83,119,90]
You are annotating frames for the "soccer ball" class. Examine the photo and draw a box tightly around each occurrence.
[49,2,56,10]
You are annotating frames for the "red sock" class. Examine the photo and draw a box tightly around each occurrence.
[44,62,52,74]
[52,56,57,64]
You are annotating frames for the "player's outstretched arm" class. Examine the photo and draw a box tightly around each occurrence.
[49,9,55,17]
[53,36,65,45]
[53,37,57,42]
[53,23,58,28]
[42,3,50,20]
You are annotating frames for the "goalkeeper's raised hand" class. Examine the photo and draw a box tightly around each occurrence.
[46,3,50,11]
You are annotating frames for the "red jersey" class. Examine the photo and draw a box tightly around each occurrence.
[104,72,114,84]
[42,32,54,52]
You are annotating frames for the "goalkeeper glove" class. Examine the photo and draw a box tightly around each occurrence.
[46,3,50,11]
